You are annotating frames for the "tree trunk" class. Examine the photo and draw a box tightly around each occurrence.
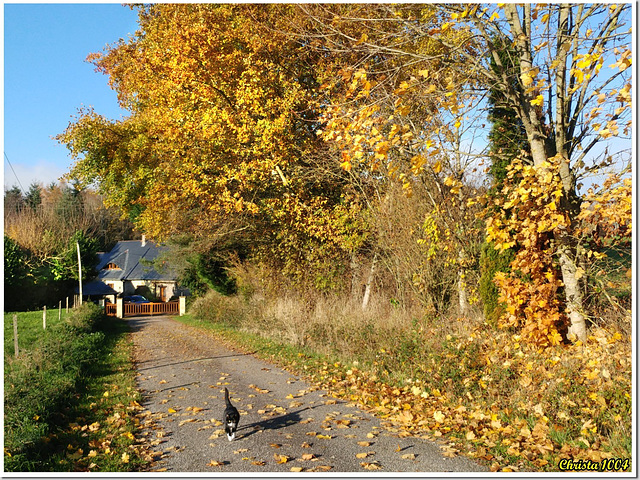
[457,268,468,317]
[362,254,377,311]
[457,248,469,316]
[556,231,587,341]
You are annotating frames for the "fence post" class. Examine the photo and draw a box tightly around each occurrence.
[43,306,46,330]
[179,296,186,316]
[13,314,19,358]
[66,297,69,313]
[116,297,124,319]
[59,300,62,322]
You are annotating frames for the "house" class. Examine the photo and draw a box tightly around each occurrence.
[89,235,186,303]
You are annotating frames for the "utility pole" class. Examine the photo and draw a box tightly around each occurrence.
[77,241,83,306]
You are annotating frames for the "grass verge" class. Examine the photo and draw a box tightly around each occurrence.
[4,304,150,472]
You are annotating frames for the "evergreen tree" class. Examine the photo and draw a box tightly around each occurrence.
[479,38,528,324]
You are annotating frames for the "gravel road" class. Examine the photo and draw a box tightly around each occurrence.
[129,315,487,473]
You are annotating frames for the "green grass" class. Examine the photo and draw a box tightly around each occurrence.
[4,304,150,472]
[4,308,73,358]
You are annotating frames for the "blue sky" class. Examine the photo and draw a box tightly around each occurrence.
[4,3,139,191]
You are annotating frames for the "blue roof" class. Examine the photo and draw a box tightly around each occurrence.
[96,239,177,282]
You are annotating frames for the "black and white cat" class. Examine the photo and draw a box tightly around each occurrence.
[223,387,240,441]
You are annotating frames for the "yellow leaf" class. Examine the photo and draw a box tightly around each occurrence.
[290,467,304,472]
[433,411,445,423]
[356,452,369,459]
[466,431,476,440]
[520,68,538,87]
[361,461,383,470]
[207,460,224,467]
[577,56,592,69]
[121,452,130,463]
[168,408,177,413]
[530,95,544,106]
[274,453,290,464]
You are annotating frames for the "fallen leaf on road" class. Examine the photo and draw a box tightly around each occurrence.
[274,454,290,464]
[207,460,225,467]
[233,449,248,454]
[355,452,369,459]
[252,460,266,466]
[301,442,312,448]
[290,467,304,472]
[361,461,382,470]
[402,453,416,460]
[270,443,281,449]
[168,408,177,414]
[159,380,167,384]
[357,441,371,447]
[301,453,315,460]
[317,434,332,440]
[312,465,332,472]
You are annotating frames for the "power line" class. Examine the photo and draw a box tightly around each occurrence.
[4,152,25,192]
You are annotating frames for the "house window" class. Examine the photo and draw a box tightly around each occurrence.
[104,263,120,270]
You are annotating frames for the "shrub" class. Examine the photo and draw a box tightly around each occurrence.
[188,289,248,327]
[478,240,514,325]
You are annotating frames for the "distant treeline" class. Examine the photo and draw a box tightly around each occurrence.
[4,182,135,311]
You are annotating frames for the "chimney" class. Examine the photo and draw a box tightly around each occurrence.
[141,234,146,247]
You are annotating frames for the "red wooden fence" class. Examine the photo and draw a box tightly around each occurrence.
[105,301,179,317]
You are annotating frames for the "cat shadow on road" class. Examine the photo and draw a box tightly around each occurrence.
[236,405,322,440]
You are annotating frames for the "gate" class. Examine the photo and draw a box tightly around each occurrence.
[106,301,179,317]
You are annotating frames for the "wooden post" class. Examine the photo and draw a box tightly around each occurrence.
[13,314,19,358]
[43,306,46,330]
[66,297,69,313]
[77,242,83,306]
[59,300,62,321]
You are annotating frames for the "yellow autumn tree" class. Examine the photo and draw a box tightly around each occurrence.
[58,4,372,292]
